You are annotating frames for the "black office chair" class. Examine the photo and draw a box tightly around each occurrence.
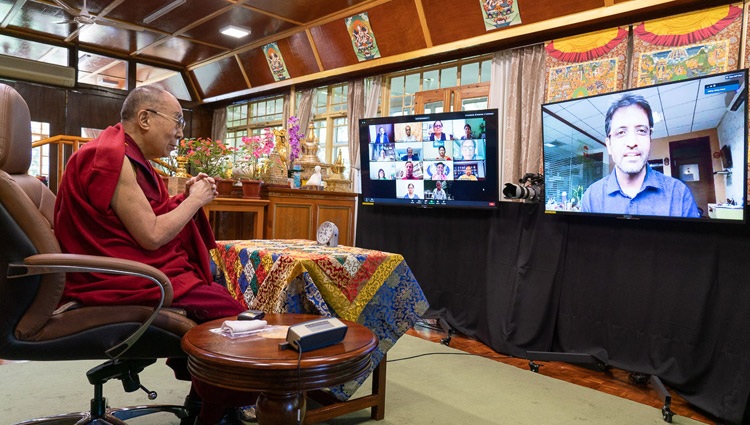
[0,83,198,424]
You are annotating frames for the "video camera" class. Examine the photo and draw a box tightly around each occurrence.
[502,172,544,202]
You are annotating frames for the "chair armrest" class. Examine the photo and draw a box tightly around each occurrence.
[8,253,174,359]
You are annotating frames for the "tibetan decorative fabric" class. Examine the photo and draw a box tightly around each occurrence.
[634,4,742,47]
[631,4,742,87]
[545,28,628,63]
[544,27,628,102]
[211,239,430,399]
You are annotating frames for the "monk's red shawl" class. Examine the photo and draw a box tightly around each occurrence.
[54,124,216,305]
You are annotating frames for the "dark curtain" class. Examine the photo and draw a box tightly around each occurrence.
[356,201,750,424]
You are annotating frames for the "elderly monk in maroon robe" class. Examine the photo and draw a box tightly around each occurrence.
[54,85,254,425]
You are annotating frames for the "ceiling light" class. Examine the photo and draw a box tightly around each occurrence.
[221,26,250,39]
[143,0,186,24]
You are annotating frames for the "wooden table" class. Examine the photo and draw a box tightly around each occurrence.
[202,197,269,240]
[181,313,378,425]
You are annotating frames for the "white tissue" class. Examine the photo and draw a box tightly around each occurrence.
[220,319,268,335]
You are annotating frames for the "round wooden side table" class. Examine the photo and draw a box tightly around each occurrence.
[182,313,377,425]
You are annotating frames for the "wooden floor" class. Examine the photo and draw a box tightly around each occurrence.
[406,320,718,425]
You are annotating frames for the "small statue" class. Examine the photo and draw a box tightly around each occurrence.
[330,151,345,178]
[272,128,290,169]
[300,123,320,162]
[306,165,322,186]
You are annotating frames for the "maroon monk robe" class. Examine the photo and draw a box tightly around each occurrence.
[54,123,216,306]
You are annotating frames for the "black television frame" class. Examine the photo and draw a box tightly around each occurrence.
[542,69,748,223]
[359,109,499,209]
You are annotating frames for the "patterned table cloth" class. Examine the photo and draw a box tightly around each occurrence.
[210,239,429,399]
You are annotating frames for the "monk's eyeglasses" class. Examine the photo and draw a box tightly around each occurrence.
[145,109,186,130]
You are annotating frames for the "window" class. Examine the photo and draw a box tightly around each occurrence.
[249,96,284,127]
[225,95,284,151]
[0,35,68,66]
[136,64,192,101]
[29,121,51,178]
[386,55,492,116]
[227,103,248,129]
[78,51,128,91]
[311,83,349,176]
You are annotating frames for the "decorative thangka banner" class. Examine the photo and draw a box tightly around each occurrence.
[263,42,290,81]
[345,12,381,62]
[480,0,521,31]
[636,40,730,87]
[631,3,742,87]
[544,28,628,103]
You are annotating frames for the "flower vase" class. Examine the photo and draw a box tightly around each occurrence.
[241,179,262,199]
[216,178,236,197]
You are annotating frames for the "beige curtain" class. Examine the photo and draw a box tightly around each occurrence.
[489,50,512,199]
[211,107,227,142]
[497,44,546,187]
[347,79,365,193]
[282,93,290,127]
[364,76,382,118]
[296,88,315,136]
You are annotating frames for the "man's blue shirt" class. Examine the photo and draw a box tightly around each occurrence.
[581,165,701,217]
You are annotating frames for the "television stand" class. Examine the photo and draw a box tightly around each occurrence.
[629,373,674,423]
[417,309,455,346]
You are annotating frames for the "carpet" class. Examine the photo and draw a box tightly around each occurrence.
[0,335,702,425]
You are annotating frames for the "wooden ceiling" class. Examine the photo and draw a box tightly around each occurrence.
[0,0,731,105]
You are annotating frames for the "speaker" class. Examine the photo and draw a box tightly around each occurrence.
[286,317,348,352]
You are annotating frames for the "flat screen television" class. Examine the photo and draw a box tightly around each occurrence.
[359,109,499,209]
[542,69,748,223]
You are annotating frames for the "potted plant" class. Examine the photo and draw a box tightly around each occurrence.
[181,137,236,195]
[235,128,274,198]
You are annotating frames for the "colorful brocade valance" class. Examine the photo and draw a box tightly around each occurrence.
[634,4,742,46]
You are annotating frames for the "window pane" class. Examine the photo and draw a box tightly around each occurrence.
[461,62,479,85]
[390,76,404,96]
[423,70,439,90]
[333,117,348,145]
[330,84,348,113]
[461,96,488,111]
[227,104,248,128]
[389,97,403,116]
[136,63,191,101]
[405,74,420,96]
[313,120,328,163]
[480,60,491,83]
[78,51,127,91]
[441,66,457,88]
[314,90,328,115]
[29,121,51,178]
[0,35,68,66]
[225,129,247,151]
[247,96,283,125]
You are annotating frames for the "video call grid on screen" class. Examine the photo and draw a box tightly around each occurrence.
[542,69,748,223]
[360,109,499,209]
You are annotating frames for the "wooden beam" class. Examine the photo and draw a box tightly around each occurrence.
[306,28,325,73]
[414,0,432,48]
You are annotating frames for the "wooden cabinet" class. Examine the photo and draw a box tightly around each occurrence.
[264,187,357,246]
[203,198,268,240]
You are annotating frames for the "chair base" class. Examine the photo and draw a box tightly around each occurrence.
[13,404,187,425]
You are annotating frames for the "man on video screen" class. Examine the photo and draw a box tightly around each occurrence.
[581,94,700,217]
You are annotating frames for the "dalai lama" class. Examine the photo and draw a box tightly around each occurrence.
[54,85,254,425]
